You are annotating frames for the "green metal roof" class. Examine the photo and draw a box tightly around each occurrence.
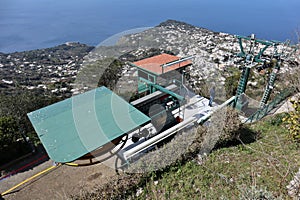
[27,86,150,163]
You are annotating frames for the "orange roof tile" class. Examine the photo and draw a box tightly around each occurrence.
[133,53,192,75]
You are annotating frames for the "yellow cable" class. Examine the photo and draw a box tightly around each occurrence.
[65,162,78,166]
[1,165,57,196]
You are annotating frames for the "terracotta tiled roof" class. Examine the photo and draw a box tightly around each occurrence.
[133,53,192,75]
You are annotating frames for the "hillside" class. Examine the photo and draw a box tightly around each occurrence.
[0,42,93,96]
[75,114,300,199]
[0,19,299,200]
[0,20,298,98]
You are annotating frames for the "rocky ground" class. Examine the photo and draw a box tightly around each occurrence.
[0,158,117,200]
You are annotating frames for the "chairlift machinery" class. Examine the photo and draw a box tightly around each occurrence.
[234,33,293,109]
[27,54,195,167]
[26,35,296,168]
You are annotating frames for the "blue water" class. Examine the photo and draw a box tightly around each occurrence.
[0,0,299,53]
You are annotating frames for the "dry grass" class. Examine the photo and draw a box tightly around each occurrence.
[72,113,300,199]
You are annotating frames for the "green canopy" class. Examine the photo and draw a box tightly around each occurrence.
[27,86,150,163]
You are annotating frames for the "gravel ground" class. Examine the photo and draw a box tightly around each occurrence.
[0,157,118,200]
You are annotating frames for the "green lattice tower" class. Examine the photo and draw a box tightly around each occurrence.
[235,34,270,99]
[236,66,251,96]
[234,34,282,109]
[234,64,256,110]
[260,59,281,107]
[236,34,273,63]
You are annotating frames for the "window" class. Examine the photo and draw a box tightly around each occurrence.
[138,70,148,80]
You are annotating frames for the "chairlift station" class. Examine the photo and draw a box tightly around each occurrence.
[28,52,216,165]
[27,34,295,166]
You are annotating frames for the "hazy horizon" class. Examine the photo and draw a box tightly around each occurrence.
[0,0,299,53]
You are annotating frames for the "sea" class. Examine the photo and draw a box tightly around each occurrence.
[0,0,299,53]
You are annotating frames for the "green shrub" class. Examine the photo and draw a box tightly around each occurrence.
[0,116,20,148]
[0,116,32,165]
[225,69,241,98]
[211,107,243,148]
[267,113,289,126]
[238,185,282,200]
[97,59,124,90]
[283,99,300,143]
[0,90,61,146]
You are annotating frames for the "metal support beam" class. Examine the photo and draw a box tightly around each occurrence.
[260,59,280,107]
[197,96,236,124]
[148,82,184,101]
[235,35,274,46]
[138,78,185,101]
[235,34,277,63]
[161,55,195,69]
[236,64,258,96]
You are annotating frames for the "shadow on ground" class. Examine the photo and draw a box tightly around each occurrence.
[214,126,260,150]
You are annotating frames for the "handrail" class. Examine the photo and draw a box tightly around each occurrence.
[124,96,237,161]
[245,88,294,123]
[197,96,236,124]
[123,116,197,160]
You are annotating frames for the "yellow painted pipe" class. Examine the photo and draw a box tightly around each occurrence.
[1,165,57,196]
[65,162,79,167]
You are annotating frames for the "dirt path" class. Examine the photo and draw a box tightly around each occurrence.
[0,158,118,200]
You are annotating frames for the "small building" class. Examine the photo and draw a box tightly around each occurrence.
[131,53,193,94]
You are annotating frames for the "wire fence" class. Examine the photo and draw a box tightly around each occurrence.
[245,88,294,123]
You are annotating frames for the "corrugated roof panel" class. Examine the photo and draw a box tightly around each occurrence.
[27,86,150,163]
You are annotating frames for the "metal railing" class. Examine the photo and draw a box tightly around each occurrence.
[245,88,294,123]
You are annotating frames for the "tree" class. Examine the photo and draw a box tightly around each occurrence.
[0,89,61,146]
[98,59,124,90]
[225,72,240,98]
[0,116,30,165]
[0,117,19,149]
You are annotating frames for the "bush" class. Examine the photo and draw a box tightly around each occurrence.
[0,117,20,148]
[225,70,241,98]
[209,107,243,148]
[0,116,31,165]
[238,185,282,200]
[266,113,289,126]
[283,99,300,143]
[0,90,61,148]
[97,59,124,90]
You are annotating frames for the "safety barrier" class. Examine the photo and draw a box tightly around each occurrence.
[245,88,294,123]
[124,96,236,161]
